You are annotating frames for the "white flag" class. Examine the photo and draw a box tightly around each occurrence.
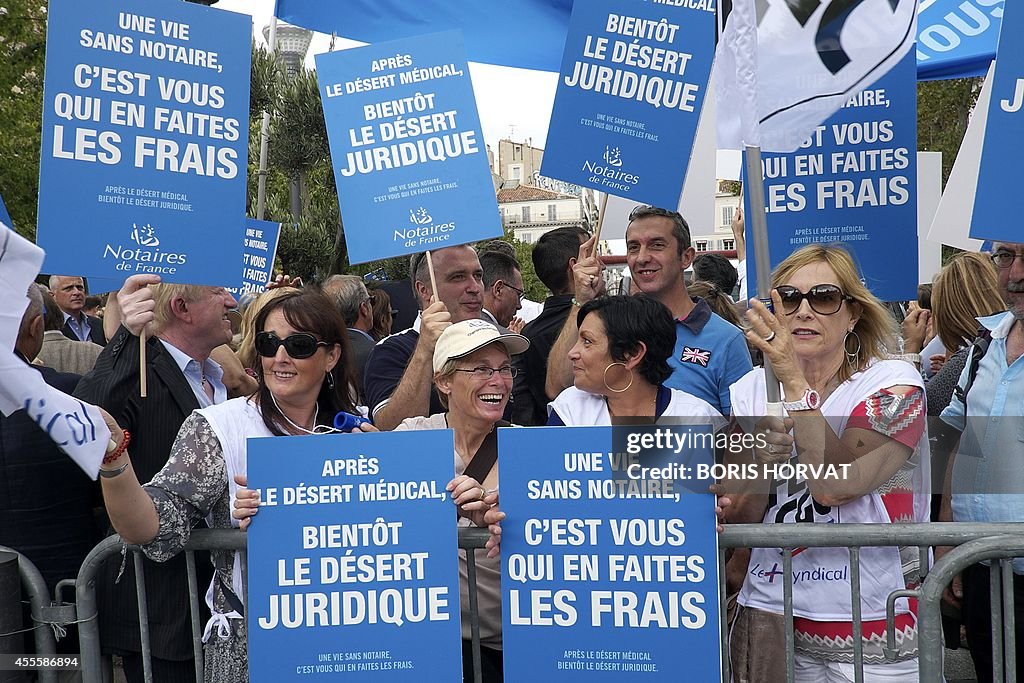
[0,222,109,479]
[715,0,917,153]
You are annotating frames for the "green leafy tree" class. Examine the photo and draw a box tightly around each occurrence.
[0,1,46,239]
[917,77,983,186]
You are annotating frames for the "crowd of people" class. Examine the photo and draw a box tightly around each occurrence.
[3,203,1021,683]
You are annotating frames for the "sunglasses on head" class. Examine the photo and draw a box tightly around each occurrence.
[775,284,853,315]
[255,331,330,359]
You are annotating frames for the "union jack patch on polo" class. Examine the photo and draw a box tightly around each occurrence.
[680,347,711,367]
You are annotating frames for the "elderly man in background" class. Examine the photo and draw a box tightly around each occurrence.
[50,274,106,345]
[75,274,236,683]
[36,290,103,375]
[938,241,1024,681]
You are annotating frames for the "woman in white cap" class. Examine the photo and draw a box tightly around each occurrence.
[394,318,528,683]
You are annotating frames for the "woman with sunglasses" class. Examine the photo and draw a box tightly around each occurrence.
[97,289,371,681]
[547,295,725,427]
[727,245,928,681]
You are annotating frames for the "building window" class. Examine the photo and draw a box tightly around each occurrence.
[547,204,557,221]
[695,241,709,252]
[721,206,735,227]
[722,239,735,251]
[520,233,533,244]
[522,206,531,223]
[510,164,523,180]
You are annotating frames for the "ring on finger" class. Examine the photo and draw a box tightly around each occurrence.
[763,331,776,342]
[479,486,486,499]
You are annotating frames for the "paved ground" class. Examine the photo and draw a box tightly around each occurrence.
[945,646,978,682]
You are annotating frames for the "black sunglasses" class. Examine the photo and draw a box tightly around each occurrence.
[255,331,330,359]
[775,284,853,316]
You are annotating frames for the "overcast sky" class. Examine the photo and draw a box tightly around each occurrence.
[213,0,559,155]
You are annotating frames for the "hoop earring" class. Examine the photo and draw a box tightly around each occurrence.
[844,330,862,371]
[603,362,634,394]
[325,371,336,390]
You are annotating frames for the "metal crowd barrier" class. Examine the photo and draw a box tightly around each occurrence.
[0,545,60,683]
[718,522,1024,683]
[73,528,492,683]
[68,523,1024,683]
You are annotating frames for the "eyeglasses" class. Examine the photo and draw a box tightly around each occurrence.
[452,365,517,380]
[990,251,1024,269]
[500,281,526,301]
[255,331,330,359]
[775,284,853,315]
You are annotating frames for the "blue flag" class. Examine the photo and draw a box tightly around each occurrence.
[247,429,463,682]
[744,51,919,302]
[279,0,998,81]
[277,0,572,72]
[499,425,722,681]
[317,31,501,264]
[971,0,1023,243]
[37,0,250,286]
[917,0,1003,81]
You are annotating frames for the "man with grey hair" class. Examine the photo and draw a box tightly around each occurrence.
[49,274,106,345]
[322,274,375,403]
[75,273,235,682]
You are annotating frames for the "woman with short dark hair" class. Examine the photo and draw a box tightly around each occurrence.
[547,295,724,426]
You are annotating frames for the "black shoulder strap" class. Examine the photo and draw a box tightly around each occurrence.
[954,328,993,409]
[464,420,510,484]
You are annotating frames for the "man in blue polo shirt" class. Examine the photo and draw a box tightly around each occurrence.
[545,206,751,415]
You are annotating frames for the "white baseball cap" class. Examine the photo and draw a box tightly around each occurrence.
[432,319,530,372]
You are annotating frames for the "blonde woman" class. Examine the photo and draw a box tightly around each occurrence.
[729,245,928,681]
[925,252,1006,416]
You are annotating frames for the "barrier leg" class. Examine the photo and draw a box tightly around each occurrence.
[465,551,482,683]
[131,554,152,683]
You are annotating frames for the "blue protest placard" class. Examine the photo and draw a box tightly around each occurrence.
[539,0,715,209]
[744,51,918,302]
[971,0,1024,243]
[0,192,11,229]
[498,425,721,681]
[316,32,501,264]
[247,429,462,682]
[917,0,1002,81]
[226,219,281,298]
[37,0,250,286]
[87,217,280,297]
